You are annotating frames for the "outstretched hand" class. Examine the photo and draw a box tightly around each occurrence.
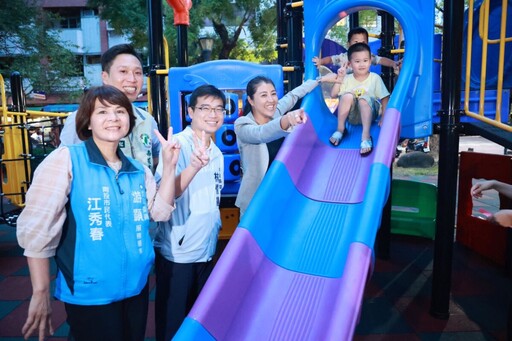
[320,73,339,83]
[191,130,210,170]
[470,180,494,198]
[285,108,308,128]
[154,128,180,170]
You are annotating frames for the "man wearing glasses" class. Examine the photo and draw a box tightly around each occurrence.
[153,84,226,341]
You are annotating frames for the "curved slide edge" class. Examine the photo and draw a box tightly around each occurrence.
[173,111,400,340]
[174,228,373,340]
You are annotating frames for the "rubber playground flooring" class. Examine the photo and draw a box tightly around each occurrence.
[1,209,510,340]
[1,136,510,340]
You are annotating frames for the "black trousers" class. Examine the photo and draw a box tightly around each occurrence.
[65,282,149,341]
[154,251,213,341]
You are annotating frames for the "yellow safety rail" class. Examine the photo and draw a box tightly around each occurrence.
[464,0,512,131]
[0,74,70,207]
[1,74,31,206]
[147,37,171,121]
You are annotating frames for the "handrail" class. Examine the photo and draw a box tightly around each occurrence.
[147,36,171,118]
[464,0,511,132]
[1,74,8,124]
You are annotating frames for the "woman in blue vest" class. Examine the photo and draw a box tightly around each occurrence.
[17,85,180,341]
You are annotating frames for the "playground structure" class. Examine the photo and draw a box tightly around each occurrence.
[0,0,511,338]
[169,0,433,338]
[166,0,511,339]
[0,73,67,222]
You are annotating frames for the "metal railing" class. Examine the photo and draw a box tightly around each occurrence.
[0,74,68,209]
[464,0,512,131]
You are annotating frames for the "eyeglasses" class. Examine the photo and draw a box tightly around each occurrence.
[192,106,226,115]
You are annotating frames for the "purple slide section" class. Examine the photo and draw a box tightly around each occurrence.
[177,108,402,339]
[188,228,373,340]
[277,108,401,204]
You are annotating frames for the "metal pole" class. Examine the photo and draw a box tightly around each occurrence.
[379,11,395,92]
[286,2,303,93]
[349,13,359,29]
[176,26,188,66]
[147,0,168,136]
[376,168,392,260]
[10,72,25,113]
[276,0,287,68]
[430,0,464,319]
[10,72,30,199]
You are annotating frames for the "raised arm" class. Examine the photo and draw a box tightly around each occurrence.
[312,56,333,67]
[330,64,347,98]
[471,180,512,199]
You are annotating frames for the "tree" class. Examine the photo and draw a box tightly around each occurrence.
[90,0,277,64]
[193,0,275,60]
[0,0,84,99]
[87,0,148,48]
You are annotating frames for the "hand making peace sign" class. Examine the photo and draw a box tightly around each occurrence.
[190,130,210,170]
[154,127,180,171]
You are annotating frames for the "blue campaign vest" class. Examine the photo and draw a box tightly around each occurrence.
[54,138,155,305]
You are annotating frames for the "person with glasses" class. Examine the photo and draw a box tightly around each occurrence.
[234,73,334,217]
[153,84,226,340]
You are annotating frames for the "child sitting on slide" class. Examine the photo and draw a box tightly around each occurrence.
[329,42,390,156]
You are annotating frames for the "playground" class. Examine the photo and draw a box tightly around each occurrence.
[1,0,512,339]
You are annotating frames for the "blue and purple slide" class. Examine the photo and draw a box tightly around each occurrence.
[174,0,434,339]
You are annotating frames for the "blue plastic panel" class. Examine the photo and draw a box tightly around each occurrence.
[215,124,238,153]
[303,0,434,139]
[168,60,283,133]
[223,153,241,182]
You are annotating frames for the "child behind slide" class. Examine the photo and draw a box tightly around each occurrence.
[313,26,400,74]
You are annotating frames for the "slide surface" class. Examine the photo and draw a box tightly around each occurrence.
[175,113,400,341]
[174,1,434,339]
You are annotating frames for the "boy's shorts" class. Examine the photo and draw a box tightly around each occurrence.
[339,92,380,125]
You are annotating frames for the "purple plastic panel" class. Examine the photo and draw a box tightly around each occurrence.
[276,120,373,204]
[188,229,373,340]
[275,107,401,205]
[373,108,401,167]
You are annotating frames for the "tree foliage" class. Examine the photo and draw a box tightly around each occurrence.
[0,0,84,98]
[88,0,148,48]
[89,0,277,64]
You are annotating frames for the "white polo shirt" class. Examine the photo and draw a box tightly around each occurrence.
[154,126,224,263]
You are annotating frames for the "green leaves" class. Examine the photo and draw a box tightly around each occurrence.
[0,1,86,99]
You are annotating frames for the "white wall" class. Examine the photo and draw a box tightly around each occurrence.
[55,29,83,53]
[81,17,101,54]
